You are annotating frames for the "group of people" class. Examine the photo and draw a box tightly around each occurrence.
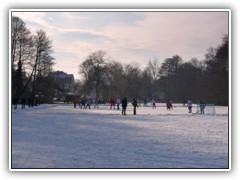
[12,97,40,110]
[13,95,206,115]
[71,97,204,115]
[186,98,205,114]
[118,97,136,116]
[110,98,154,115]
[71,97,130,115]
[123,97,205,115]
[72,98,100,109]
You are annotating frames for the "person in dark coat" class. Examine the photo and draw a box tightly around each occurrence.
[199,101,205,114]
[187,98,193,113]
[122,97,128,115]
[132,98,138,115]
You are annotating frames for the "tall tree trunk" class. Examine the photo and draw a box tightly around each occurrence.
[18,55,38,98]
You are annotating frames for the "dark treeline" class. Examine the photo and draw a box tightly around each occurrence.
[79,35,228,105]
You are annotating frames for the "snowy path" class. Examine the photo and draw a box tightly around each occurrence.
[11,104,229,169]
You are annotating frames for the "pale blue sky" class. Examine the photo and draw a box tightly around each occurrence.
[12,10,229,80]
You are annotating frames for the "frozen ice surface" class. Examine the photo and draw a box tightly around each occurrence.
[11,103,229,169]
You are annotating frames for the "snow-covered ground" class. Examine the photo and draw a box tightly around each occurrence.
[11,103,229,170]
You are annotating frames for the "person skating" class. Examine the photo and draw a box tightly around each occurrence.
[73,98,78,108]
[132,98,138,115]
[122,97,127,115]
[86,99,92,109]
[166,101,171,111]
[110,98,115,110]
[116,98,121,110]
[152,99,156,109]
[199,101,205,114]
[188,98,193,113]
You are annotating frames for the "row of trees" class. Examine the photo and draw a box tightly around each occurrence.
[79,35,228,105]
[11,16,57,102]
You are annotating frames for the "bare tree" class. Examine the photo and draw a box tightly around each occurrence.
[79,50,109,99]
[31,30,55,97]
[11,16,34,98]
[122,63,141,98]
[145,58,161,82]
[106,61,124,98]
[17,29,55,98]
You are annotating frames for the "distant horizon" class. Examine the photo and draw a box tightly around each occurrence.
[12,9,229,80]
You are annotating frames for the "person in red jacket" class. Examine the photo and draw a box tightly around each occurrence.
[110,98,115,110]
